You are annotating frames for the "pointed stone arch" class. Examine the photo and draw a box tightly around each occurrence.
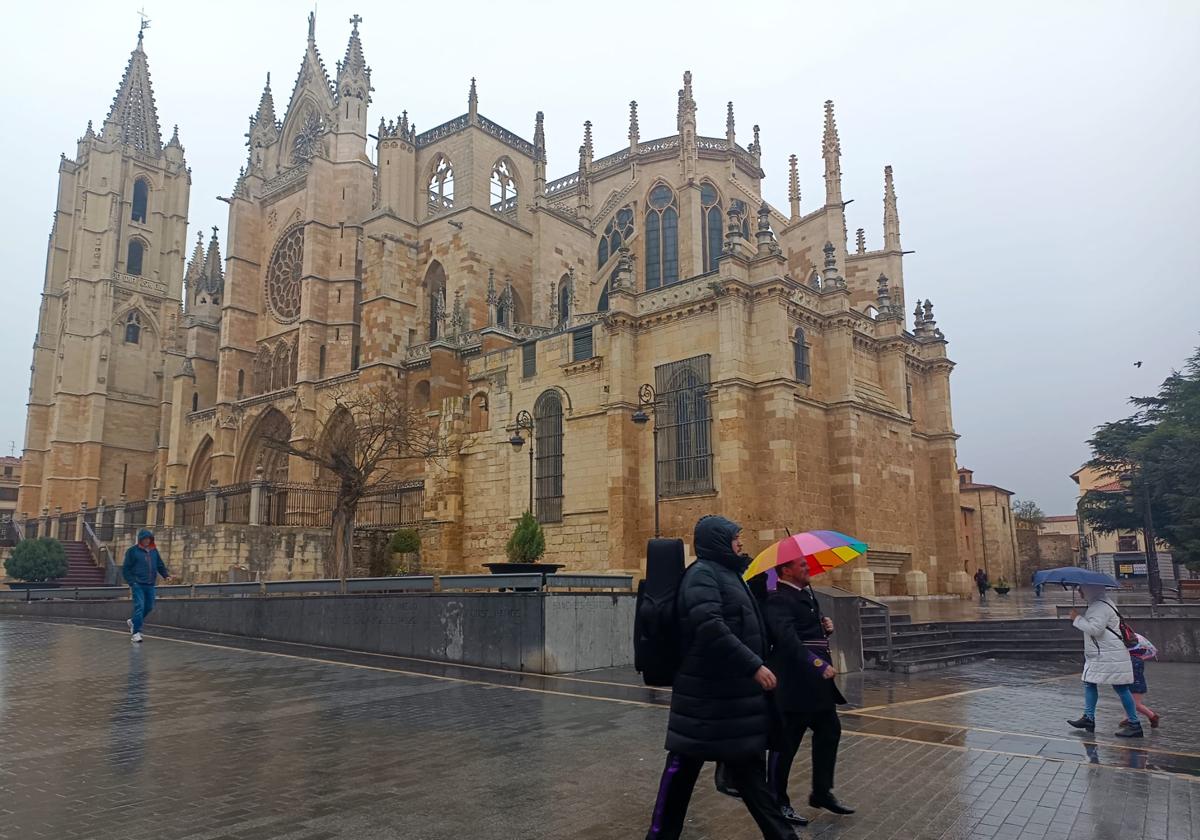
[283,98,328,166]
[489,156,520,217]
[426,153,455,216]
[237,407,293,483]
[187,435,214,492]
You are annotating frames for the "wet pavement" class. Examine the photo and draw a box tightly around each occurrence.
[1,617,1198,839]
[879,588,1088,623]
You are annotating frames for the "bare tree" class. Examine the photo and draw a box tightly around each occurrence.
[263,375,453,590]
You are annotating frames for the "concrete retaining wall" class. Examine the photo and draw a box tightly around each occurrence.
[0,593,636,674]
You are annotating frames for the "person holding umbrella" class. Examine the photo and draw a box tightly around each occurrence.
[1065,581,1142,737]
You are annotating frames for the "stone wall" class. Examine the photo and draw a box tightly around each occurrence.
[115,526,333,583]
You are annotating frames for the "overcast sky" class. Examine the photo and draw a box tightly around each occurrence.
[1,1,1196,513]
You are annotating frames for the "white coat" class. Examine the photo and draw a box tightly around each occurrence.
[1073,597,1134,685]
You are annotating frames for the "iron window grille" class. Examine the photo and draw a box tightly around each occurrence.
[655,355,714,497]
[534,391,564,523]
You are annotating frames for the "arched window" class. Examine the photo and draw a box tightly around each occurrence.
[558,274,572,327]
[490,159,518,215]
[131,178,149,224]
[700,182,723,273]
[427,154,454,215]
[470,393,490,432]
[127,238,145,276]
[793,328,811,384]
[124,311,141,345]
[534,390,564,523]
[424,261,447,340]
[191,392,199,412]
[597,206,635,268]
[644,185,679,290]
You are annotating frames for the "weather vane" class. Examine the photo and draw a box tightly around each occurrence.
[137,7,151,34]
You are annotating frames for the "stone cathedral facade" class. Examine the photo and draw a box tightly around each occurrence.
[18,16,972,595]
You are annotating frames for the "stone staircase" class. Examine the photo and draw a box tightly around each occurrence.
[58,541,107,587]
[861,604,1080,673]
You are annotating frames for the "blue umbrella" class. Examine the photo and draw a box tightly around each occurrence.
[1033,567,1120,589]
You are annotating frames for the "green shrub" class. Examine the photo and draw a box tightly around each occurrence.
[5,538,69,582]
[389,528,421,555]
[505,511,545,564]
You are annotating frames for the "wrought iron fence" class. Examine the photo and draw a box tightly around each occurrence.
[125,501,148,527]
[261,481,424,529]
[217,484,252,525]
[354,482,425,529]
[57,514,77,541]
[98,507,115,542]
[175,491,207,528]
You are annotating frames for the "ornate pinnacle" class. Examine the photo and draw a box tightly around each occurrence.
[486,268,497,308]
[822,100,842,206]
[629,101,640,146]
[788,154,800,220]
[856,228,866,254]
[468,77,478,119]
[726,101,735,145]
[822,100,840,156]
[923,299,935,325]
[876,274,892,315]
[751,124,761,157]
[677,70,696,130]
[823,241,836,272]
[583,120,593,163]
[883,164,901,250]
[914,301,925,326]
[533,110,546,159]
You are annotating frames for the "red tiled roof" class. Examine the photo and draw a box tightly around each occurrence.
[959,482,1015,495]
[1094,480,1123,493]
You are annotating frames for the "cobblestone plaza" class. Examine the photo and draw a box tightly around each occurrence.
[1,618,1197,840]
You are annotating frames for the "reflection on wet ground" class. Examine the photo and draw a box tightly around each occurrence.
[2,616,1197,839]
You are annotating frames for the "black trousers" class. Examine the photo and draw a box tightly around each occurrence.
[646,752,796,840]
[767,708,841,805]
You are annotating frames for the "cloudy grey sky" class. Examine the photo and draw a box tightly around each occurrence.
[2,1,1196,512]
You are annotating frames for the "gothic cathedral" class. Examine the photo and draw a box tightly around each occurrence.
[18,15,971,595]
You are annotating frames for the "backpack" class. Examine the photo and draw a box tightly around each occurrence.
[1104,602,1139,649]
[633,538,687,687]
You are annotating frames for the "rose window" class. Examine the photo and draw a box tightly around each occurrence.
[265,225,304,323]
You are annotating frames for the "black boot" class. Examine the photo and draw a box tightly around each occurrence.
[1067,715,1095,732]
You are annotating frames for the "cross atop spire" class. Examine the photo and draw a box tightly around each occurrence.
[468,77,479,120]
[336,14,371,104]
[102,30,164,154]
[350,13,362,32]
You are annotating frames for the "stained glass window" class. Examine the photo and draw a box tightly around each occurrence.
[645,185,679,289]
[265,225,304,323]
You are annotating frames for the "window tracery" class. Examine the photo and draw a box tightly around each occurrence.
[291,107,325,165]
[700,182,723,273]
[597,206,635,268]
[427,155,455,216]
[265,225,304,324]
[490,159,518,216]
[644,185,679,290]
[124,311,141,345]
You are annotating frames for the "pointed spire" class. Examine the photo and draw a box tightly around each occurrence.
[486,268,498,325]
[787,154,800,221]
[726,101,736,147]
[185,230,205,289]
[582,120,594,167]
[247,74,279,160]
[468,77,479,121]
[883,165,901,251]
[286,12,334,123]
[533,111,546,161]
[166,124,182,147]
[102,31,164,154]
[336,14,371,105]
[195,227,225,297]
[628,101,640,150]
[84,120,95,140]
[856,228,866,254]
[677,70,697,132]
[822,100,842,206]
[677,71,698,179]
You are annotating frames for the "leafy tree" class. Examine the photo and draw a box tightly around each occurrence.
[5,537,69,582]
[505,511,546,564]
[1012,499,1046,530]
[1081,344,1200,573]
[264,376,456,590]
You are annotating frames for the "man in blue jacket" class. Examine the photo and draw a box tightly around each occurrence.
[122,528,170,642]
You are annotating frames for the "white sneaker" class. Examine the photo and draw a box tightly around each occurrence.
[131,632,143,643]
[127,619,134,634]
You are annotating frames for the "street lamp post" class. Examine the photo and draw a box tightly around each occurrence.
[631,384,660,538]
[1121,471,1162,605]
[509,410,535,516]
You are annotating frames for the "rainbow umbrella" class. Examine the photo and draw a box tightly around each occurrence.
[743,530,868,581]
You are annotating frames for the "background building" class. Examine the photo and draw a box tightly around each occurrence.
[956,467,1019,586]
[17,17,972,594]
[1071,466,1177,586]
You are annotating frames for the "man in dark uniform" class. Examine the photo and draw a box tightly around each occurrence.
[765,557,855,824]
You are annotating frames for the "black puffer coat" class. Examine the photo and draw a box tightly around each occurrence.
[665,516,772,760]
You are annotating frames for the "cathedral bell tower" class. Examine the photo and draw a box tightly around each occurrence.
[18,27,190,516]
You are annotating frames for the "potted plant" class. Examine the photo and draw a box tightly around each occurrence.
[484,511,564,582]
[993,577,1011,596]
[4,537,69,590]
[389,528,421,575]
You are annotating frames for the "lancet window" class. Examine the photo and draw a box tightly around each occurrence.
[793,328,811,384]
[127,238,146,276]
[124,311,141,345]
[700,182,723,273]
[490,159,518,216]
[644,185,679,290]
[597,207,635,268]
[427,155,455,216]
[534,390,564,523]
[131,178,149,224]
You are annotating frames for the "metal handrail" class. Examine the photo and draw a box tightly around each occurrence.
[857,594,894,671]
[82,521,119,585]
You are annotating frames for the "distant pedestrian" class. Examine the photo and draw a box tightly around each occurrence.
[1121,635,1160,730]
[121,528,170,643]
[974,568,989,602]
[765,557,854,826]
[1066,584,1141,737]
[644,515,798,840]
